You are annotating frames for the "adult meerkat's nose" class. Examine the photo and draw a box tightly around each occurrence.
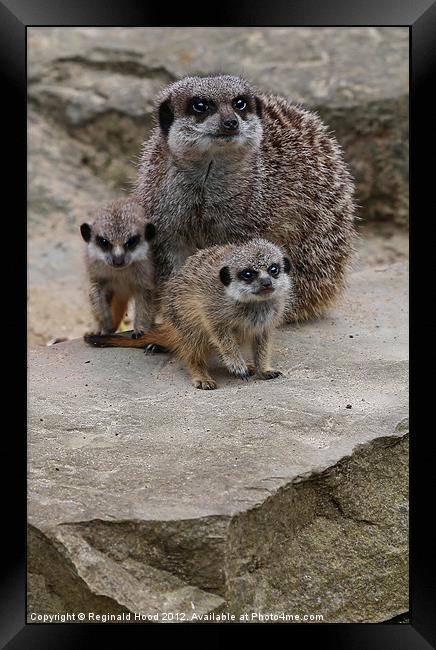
[222,117,239,131]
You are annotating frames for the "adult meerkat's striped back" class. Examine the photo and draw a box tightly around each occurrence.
[134,74,356,322]
[86,239,292,390]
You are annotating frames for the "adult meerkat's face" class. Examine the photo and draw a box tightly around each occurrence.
[219,240,292,303]
[80,200,156,270]
[158,75,263,158]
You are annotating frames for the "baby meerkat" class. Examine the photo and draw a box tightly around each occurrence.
[85,239,292,390]
[80,197,156,337]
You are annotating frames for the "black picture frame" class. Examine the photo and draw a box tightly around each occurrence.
[4,0,430,646]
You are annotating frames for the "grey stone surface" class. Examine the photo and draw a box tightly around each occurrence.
[28,262,409,623]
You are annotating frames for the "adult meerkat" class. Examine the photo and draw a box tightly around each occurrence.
[134,74,355,322]
[80,197,156,337]
[85,239,292,390]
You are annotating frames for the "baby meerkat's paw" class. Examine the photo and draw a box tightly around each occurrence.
[132,330,144,339]
[85,327,115,337]
[194,379,218,390]
[259,370,283,380]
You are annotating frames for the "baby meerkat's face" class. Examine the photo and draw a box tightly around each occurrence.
[158,75,263,159]
[219,240,292,303]
[80,221,156,270]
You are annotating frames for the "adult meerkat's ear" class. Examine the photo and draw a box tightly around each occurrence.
[158,98,174,134]
[283,257,291,274]
[144,223,156,241]
[254,96,263,119]
[219,266,231,286]
[80,223,92,242]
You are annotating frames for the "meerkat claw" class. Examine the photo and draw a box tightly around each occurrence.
[260,370,283,380]
[144,344,168,354]
[194,379,218,390]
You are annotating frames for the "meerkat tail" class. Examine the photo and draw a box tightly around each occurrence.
[84,326,171,349]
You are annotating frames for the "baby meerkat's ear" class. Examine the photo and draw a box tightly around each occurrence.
[80,223,92,242]
[283,257,291,274]
[144,223,156,241]
[219,266,231,286]
[254,96,263,119]
[158,98,174,135]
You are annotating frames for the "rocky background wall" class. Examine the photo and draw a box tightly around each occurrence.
[27,27,409,345]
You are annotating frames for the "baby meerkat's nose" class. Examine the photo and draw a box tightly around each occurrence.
[260,277,273,288]
[111,244,125,267]
[112,255,125,267]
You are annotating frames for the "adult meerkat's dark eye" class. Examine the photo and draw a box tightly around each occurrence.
[192,98,209,113]
[233,97,247,111]
[240,268,257,281]
[125,235,140,250]
[96,236,111,251]
[268,264,280,276]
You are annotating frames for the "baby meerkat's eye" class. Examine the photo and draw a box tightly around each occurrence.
[192,98,209,113]
[268,264,280,276]
[240,268,257,281]
[125,235,140,250]
[233,97,247,111]
[96,236,111,251]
